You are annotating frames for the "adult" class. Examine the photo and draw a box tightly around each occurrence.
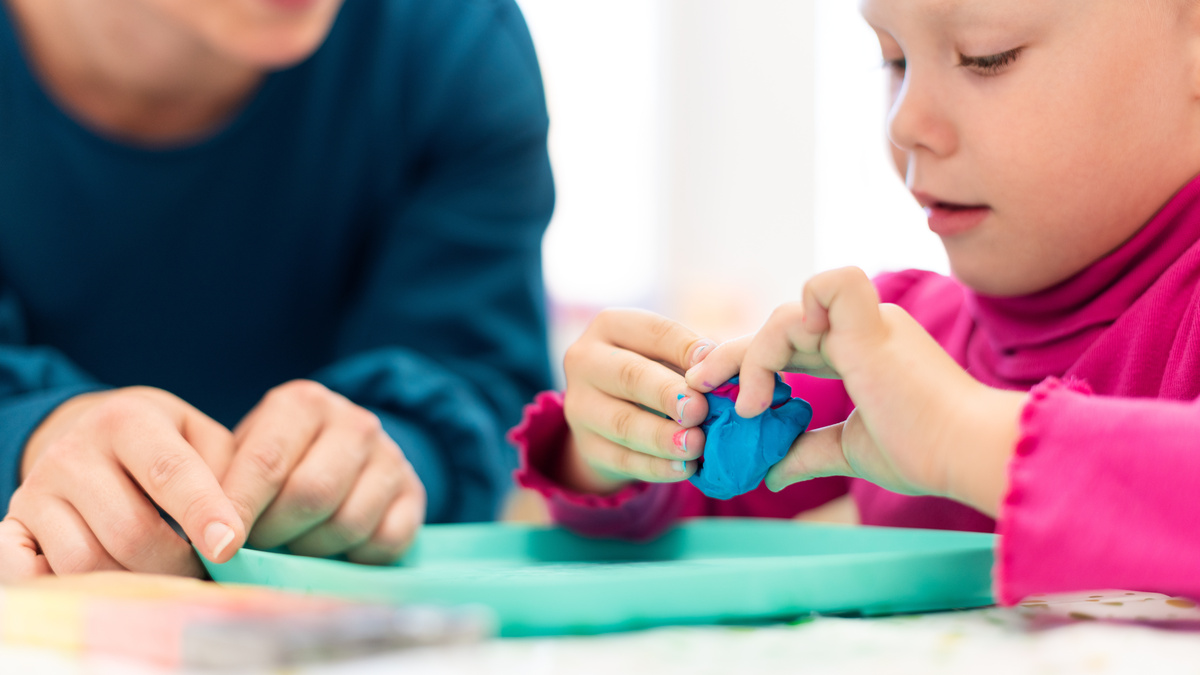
[0,0,553,579]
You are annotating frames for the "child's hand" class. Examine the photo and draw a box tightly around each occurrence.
[221,380,426,564]
[687,268,1025,515]
[559,309,716,494]
[5,387,247,579]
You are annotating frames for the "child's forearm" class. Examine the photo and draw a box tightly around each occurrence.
[943,386,1027,518]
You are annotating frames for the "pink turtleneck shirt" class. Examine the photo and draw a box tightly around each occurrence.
[512,177,1200,606]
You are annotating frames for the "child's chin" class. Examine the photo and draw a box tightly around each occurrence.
[948,261,1053,298]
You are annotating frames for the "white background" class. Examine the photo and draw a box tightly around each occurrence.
[514,0,948,377]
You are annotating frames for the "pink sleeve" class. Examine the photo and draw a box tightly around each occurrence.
[996,378,1200,605]
[509,382,852,540]
[508,391,688,540]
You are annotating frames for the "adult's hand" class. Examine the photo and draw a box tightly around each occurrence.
[3,387,246,581]
[222,380,425,565]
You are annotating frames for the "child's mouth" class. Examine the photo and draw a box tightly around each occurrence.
[913,194,991,236]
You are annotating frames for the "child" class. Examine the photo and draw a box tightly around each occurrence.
[0,0,553,581]
[512,0,1200,605]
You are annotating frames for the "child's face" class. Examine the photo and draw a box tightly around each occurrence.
[865,0,1200,296]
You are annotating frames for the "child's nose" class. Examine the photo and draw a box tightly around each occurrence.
[886,73,957,160]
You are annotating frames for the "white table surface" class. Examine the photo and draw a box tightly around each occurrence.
[4,605,1199,675]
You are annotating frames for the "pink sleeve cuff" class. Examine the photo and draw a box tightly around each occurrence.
[995,377,1200,606]
[508,391,684,540]
[995,377,1091,605]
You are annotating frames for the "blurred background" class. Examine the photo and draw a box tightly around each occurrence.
[515,0,949,384]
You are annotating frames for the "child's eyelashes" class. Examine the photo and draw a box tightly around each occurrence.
[880,57,906,75]
[878,47,1022,78]
[958,47,1024,76]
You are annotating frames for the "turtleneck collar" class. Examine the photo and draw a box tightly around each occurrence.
[964,174,1200,386]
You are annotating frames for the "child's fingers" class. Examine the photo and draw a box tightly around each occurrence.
[764,423,854,492]
[590,308,717,373]
[249,414,375,550]
[569,342,710,428]
[577,431,696,484]
[736,303,811,417]
[0,517,51,583]
[684,335,751,393]
[566,386,705,462]
[802,267,883,344]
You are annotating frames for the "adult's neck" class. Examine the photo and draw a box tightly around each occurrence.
[5,0,264,145]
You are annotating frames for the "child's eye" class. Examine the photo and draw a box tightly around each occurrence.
[958,47,1023,75]
[881,57,907,75]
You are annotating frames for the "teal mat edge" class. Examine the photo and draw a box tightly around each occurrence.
[205,519,997,637]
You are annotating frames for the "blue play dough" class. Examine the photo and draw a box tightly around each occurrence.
[689,376,814,500]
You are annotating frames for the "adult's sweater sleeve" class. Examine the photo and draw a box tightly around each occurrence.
[0,286,107,514]
[996,379,1200,604]
[313,2,554,524]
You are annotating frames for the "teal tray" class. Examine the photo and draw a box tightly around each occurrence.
[204,519,996,637]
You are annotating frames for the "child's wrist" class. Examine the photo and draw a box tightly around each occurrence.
[943,385,1025,518]
[557,433,634,496]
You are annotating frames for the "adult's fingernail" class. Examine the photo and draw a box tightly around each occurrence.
[690,341,717,367]
[204,522,236,560]
[675,394,692,424]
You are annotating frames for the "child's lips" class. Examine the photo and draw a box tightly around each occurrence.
[912,192,991,236]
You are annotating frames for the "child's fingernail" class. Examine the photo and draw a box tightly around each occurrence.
[204,522,236,560]
[676,394,691,424]
[690,341,716,367]
[673,428,690,455]
[672,460,689,473]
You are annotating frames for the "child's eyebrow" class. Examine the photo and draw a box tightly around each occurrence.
[861,0,1010,31]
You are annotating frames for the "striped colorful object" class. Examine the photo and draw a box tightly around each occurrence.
[0,572,491,668]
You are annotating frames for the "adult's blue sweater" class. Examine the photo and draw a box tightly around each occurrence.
[0,0,555,523]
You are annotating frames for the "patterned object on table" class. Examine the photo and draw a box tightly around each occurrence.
[1017,590,1200,629]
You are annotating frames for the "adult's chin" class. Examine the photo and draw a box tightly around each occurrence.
[204,0,343,70]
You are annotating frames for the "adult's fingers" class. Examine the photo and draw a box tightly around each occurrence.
[15,495,123,575]
[285,447,409,558]
[565,385,705,462]
[181,407,237,482]
[0,518,51,583]
[345,478,427,565]
[111,411,245,564]
[64,458,204,576]
[222,383,325,534]
[249,413,375,550]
